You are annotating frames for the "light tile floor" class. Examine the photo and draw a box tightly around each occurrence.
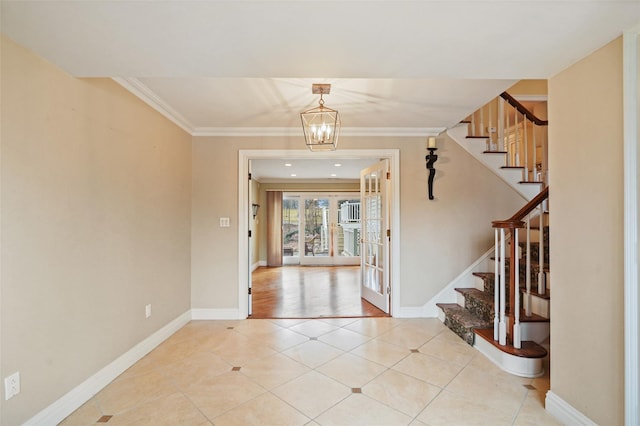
[60,318,560,426]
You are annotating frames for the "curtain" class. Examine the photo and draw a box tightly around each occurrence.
[266,191,283,266]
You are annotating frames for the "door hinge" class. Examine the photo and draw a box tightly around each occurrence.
[248,230,252,237]
[386,229,390,238]
[387,286,391,293]
[248,173,252,180]
[386,171,390,179]
[248,287,252,295]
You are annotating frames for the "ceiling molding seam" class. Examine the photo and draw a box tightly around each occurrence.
[112,77,195,134]
[192,127,447,137]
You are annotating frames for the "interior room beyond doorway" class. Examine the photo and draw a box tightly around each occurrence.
[250,265,387,318]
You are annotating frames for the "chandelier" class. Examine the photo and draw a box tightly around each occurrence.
[300,84,341,151]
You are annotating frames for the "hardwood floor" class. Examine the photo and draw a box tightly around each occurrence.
[250,265,388,318]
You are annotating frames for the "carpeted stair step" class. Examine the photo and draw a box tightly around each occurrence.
[436,303,492,346]
[455,288,495,322]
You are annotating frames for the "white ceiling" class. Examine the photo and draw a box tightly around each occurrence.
[251,157,380,182]
[1,1,638,156]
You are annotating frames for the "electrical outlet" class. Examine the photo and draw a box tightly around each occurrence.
[145,304,152,318]
[219,217,230,228]
[4,372,20,400]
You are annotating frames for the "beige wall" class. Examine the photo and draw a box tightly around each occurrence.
[0,37,192,424]
[508,79,548,96]
[191,133,524,311]
[548,37,624,424]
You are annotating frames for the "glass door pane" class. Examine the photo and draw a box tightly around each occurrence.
[304,198,329,257]
[282,197,299,259]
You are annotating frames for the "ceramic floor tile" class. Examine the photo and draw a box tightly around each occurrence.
[182,371,266,420]
[316,352,387,388]
[344,317,402,337]
[106,392,209,426]
[254,327,310,352]
[232,319,285,338]
[211,337,278,366]
[59,398,103,426]
[271,370,351,418]
[392,352,464,388]
[268,318,310,328]
[314,394,412,426]
[288,319,337,338]
[160,350,231,389]
[402,318,448,335]
[443,365,527,416]
[416,390,515,426]
[142,338,202,369]
[362,369,442,417]
[350,339,411,367]
[113,355,159,383]
[240,353,310,389]
[513,391,562,426]
[317,317,360,327]
[95,370,178,415]
[376,325,438,350]
[418,332,476,366]
[282,340,344,368]
[213,392,309,426]
[318,327,371,351]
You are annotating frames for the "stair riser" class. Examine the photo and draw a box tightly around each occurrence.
[443,315,476,346]
[523,293,550,319]
[462,292,494,323]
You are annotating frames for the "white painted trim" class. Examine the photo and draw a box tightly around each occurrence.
[474,335,543,378]
[24,311,191,426]
[238,149,401,319]
[112,77,194,134]
[252,261,266,272]
[191,308,243,320]
[419,246,496,317]
[194,127,446,137]
[623,28,639,426]
[546,391,598,426]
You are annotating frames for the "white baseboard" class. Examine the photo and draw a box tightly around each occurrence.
[191,308,243,320]
[251,261,265,272]
[545,391,597,425]
[24,310,192,426]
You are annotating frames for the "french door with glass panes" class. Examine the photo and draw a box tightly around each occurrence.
[282,193,360,266]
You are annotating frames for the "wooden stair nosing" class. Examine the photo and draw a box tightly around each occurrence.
[475,327,547,358]
[519,181,544,185]
[483,150,508,154]
[454,287,549,323]
[501,166,525,170]
[466,135,490,139]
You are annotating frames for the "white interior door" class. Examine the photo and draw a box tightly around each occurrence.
[360,160,390,313]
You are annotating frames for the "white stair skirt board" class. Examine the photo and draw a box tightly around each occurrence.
[504,317,550,344]
[447,124,540,201]
[473,333,544,378]
[24,311,192,426]
[545,391,598,426]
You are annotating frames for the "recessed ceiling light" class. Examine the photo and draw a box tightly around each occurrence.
[284,163,292,167]
[290,173,297,177]
[334,163,342,167]
[330,173,337,177]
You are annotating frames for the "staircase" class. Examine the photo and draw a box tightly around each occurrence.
[437,92,550,378]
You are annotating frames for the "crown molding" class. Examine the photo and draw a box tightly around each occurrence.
[192,126,447,137]
[113,77,447,138]
[112,77,195,134]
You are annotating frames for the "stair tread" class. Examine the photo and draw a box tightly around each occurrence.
[466,135,490,139]
[483,150,507,154]
[455,287,550,323]
[519,181,544,185]
[436,303,492,328]
[501,166,525,169]
[475,328,548,358]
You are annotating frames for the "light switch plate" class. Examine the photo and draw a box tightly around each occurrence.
[219,217,230,227]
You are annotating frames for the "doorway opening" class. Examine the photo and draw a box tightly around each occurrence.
[238,149,400,320]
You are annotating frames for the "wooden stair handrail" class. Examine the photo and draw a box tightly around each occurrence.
[500,92,548,126]
[492,187,549,229]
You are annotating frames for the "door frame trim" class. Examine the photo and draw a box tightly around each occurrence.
[238,149,400,318]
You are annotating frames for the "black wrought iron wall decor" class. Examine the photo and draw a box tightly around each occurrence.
[426,137,438,200]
